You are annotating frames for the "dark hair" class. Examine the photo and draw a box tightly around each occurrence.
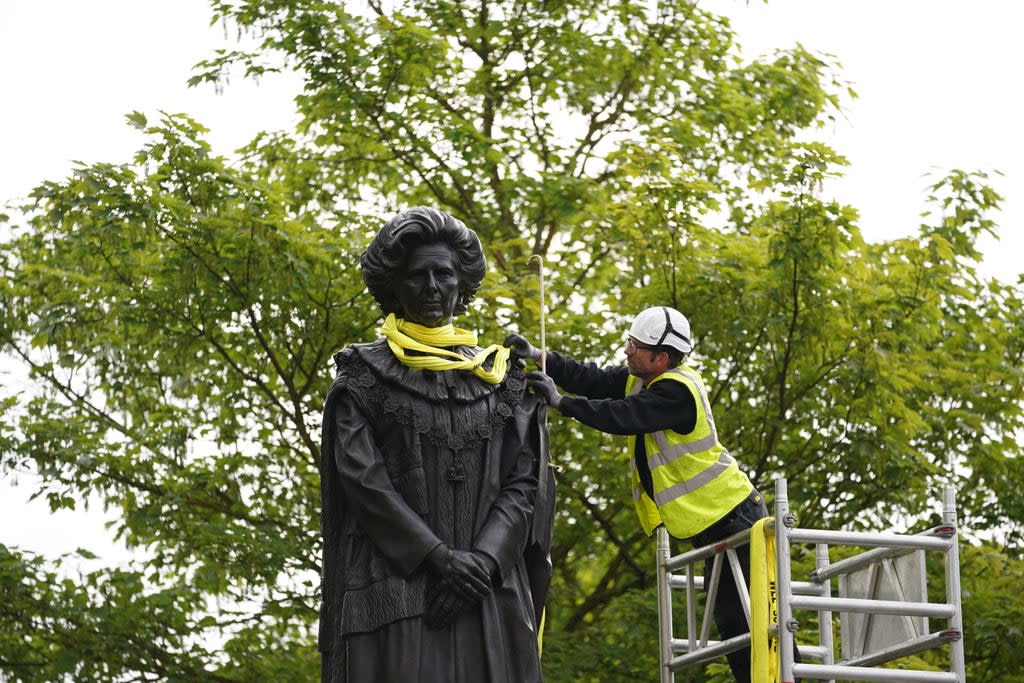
[660,346,685,368]
[360,207,487,317]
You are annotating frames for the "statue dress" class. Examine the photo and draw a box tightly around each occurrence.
[319,338,554,682]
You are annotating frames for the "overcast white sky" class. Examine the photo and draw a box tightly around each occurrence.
[1,0,1022,562]
[707,0,1023,283]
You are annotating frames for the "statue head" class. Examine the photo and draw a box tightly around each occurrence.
[360,207,487,326]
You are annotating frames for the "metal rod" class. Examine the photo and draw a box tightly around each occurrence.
[798,645,831,661]
[943,487,966,679]
[815,543,836,682]
[656,526,674,683]
[790,528,952,551]
[789,596,955,619]
[528,254,546,373]
[792,663,959,682]
[726,547,753,629]
[775,477,796,683]
[686,563,697,653]
[670,574,826,596]
[839,630,961,667]
[665,520,775,572]
[668,632,752,671]
[811,526,954,583]
[701,552,723,646]
[674,624,781,655]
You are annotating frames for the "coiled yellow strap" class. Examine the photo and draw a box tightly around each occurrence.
[380,313,510,385]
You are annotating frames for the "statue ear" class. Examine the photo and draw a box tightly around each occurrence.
[455,288,474,315]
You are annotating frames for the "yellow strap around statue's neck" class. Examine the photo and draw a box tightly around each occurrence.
[380,313,510,384]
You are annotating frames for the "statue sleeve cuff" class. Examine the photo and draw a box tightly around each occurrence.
[473,521,528,581]
[477,550,499,581]
[472,538,512,583]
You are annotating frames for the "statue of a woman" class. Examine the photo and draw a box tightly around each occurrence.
[319,207,554,682]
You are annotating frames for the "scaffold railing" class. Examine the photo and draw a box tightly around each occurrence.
[656,476,966,682]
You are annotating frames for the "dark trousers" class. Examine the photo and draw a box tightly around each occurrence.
[686,491,768,683]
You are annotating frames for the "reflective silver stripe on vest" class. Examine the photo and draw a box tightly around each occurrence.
[630,368,727,504]
[652,449,735,507]
[647,368,733,506]
[644,368,719,469]
[628,453,643,500]
[672,367,719,440]
[648,430,719,470]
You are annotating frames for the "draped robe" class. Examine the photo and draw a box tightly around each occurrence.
[319,339,555,682]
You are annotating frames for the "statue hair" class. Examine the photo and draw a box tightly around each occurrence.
[360,207,487,317]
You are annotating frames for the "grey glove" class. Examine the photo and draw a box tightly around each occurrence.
[504,333,542,363]
[526,371,562,408]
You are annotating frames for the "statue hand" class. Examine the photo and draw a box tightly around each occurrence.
[425,545,493,601]
[526,371,562,408]
[503,333,542,362]
[446,549,493,601]
[424,584,471,628]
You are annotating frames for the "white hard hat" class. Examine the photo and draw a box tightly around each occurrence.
[628,307,692,354]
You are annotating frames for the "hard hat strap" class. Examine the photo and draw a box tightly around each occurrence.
[656,307,691,347]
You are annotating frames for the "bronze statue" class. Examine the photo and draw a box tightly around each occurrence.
[319,207,554,682]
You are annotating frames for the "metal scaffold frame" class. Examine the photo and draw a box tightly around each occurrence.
[656,476,966,682]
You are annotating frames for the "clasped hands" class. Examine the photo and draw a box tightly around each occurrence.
[424,544,497,628]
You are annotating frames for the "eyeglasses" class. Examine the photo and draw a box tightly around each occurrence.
[625,337,659,354]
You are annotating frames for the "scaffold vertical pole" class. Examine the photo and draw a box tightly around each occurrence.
[775,477,797,683]
[657,525,674,683]
[816,542,835,682]
[943,487,966,679]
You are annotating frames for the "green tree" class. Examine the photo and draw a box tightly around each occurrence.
[2,1,1022,681]
[957,542,1024,681]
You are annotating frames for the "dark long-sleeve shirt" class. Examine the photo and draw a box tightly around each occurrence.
[544,351,698,497]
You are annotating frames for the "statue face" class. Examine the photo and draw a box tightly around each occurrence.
[397,242,461,327]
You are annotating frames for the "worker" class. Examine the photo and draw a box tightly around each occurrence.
[506,306,767,683]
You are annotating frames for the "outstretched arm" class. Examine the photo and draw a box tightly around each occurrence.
[557,379,697,436]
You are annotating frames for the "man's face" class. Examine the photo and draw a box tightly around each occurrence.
[624,336,664,379]
[396,242,461,327]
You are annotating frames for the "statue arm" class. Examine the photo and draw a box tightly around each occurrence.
[472,397,545,581]
[332,392,442,576]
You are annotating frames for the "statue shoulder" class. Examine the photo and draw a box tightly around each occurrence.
[326,340,388,398]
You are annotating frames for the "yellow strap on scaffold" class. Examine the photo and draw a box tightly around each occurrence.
[750,516,780,683]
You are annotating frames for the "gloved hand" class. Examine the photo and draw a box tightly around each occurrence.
[425,545,493,601]
[503,333,542,363]
[526,371,562,408]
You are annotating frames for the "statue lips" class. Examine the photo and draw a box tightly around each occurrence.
[417,300,445,324]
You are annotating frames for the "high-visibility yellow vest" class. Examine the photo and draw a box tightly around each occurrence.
[625,366,753,539]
